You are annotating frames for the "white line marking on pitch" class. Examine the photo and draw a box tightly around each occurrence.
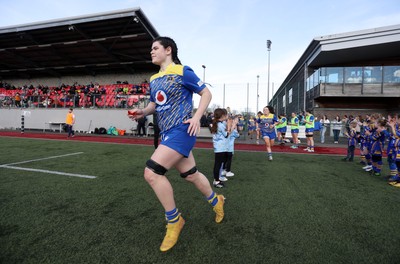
[1,165,96,179]
[0,152,84,167]
[0,152,96,179]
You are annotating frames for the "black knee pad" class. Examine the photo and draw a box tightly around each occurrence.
[180,166,197,178]
[146,159,168,175]
[306,134,313,138]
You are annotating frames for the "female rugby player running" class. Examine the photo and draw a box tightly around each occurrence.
[128,37,225,252]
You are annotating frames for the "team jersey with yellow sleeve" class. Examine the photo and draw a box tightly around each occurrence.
[150,63,206,133]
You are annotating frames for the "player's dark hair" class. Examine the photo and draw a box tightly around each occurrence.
[153,36,182,65]
[264,106,275,114]
[210,108,226,134]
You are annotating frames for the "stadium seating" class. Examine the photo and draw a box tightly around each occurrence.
[0,83,149,109]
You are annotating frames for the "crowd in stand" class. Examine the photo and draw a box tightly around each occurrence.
[0,80,150,109]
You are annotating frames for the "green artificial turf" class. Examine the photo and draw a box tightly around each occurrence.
[0,137,399,263]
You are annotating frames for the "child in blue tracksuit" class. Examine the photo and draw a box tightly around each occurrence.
[222,116,240,178]
[211,108,229,188]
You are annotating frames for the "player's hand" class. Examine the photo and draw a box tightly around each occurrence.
[127,109,144,120]
[183,117,200,136]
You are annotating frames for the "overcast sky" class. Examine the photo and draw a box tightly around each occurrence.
[1,0,400,112]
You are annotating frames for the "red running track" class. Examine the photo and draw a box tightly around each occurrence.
[0,131,349,156]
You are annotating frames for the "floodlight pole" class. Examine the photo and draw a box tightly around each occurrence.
[267,40,272,105]
[202,65,206,82]
[256,75,260,112]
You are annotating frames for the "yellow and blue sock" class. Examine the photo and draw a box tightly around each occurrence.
[165,208,180,223]
[207,191,218,207]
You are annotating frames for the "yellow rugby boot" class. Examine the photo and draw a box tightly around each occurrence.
[213,195,225,223]
[160,215,185,252]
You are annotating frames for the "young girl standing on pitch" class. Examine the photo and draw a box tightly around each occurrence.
[258,106,278,161]
[222,115,240,178]
[210,108,229,187]
[128,37,224,252]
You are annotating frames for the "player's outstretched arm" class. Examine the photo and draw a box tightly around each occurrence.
[128,102,156,120]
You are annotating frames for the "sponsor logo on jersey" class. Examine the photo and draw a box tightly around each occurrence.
[155,90,167,105]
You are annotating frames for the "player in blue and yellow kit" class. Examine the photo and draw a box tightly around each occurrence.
[387,114,399,185]
[370,118,388,176]
[258,106,278,161]
[128,37,224,252]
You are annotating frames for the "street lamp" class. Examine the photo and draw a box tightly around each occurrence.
[256,75,260,112]
[266,40,272,105]
[202,65,206,82]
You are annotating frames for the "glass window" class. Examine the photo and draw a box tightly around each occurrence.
[282,94,286,108]
[345,67,362,83]
[319,68,326,83]
[326,67,343,83]
[288,88,293,104]
[384,66,400,83]
[363,66,382,83]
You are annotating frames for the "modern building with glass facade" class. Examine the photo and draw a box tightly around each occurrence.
[270,24,400,118]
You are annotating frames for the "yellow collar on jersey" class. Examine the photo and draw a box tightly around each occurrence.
[150,63,184,81]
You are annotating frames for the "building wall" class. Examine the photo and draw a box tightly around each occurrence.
[272,66,306,115]
[0,108,152,133]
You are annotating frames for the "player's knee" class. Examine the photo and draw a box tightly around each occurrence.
[144,159,168,183]
[180,166,198,179]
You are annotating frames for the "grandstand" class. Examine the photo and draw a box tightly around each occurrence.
[0,8,160,133]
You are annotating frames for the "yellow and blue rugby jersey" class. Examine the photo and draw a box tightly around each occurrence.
[150,64,206,133]
[258,113,278,134]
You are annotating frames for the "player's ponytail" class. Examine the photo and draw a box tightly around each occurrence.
[153,36,182,65]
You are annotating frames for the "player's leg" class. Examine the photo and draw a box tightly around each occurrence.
[175,151,225,223]
[144,144,185,252]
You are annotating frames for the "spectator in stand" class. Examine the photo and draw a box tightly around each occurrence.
[331,115,342,143]
[122,85,129,95]
[92,85,101,107]
[320,115,330,144]
[22,96,29,108]
[14,92,21,107]
[137,85,143,94]
[100,86,106,95]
